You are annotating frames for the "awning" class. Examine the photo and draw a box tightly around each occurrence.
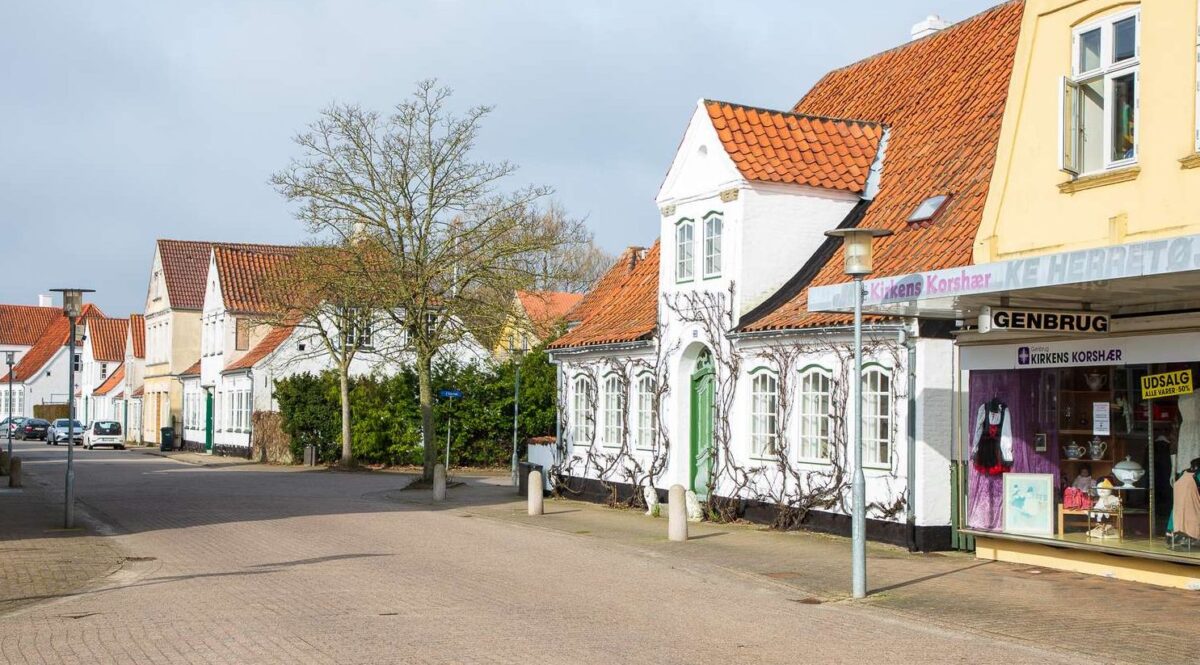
[808,233,1200,319]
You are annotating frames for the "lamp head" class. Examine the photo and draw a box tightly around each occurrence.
[824,228,893,276]
[49,288,95,318]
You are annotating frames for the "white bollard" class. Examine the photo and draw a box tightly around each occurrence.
[432,463,446,502]
[668,484,688,542]
[527,470,544,516]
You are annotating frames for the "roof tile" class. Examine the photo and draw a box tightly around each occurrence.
[0,305,61,346]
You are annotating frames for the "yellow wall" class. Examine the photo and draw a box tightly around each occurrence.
[975,0,1200,261]
[976,537,1200,589]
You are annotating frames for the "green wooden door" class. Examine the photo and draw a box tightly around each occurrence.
[204,391,214,452]
[689,350,715,499]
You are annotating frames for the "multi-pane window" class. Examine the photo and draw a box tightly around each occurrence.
[798,369,832,461]
[344,308,374,349]
[72,353,82,372]
[750,371,779,457]
[602,375,624,448]
[703,214,722,278]
[863,368,892,466]
[1062,9,1139,175]
[635,374,657,451]
[571,376,594,447]
[99,363,108,380]
[675,220,694,282]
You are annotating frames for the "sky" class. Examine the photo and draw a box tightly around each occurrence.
[1,0,1001,316]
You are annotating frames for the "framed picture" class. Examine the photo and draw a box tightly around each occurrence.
[1034,433,1047,453]
[1003,473,1055,536]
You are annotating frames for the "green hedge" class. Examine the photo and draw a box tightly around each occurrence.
[272,346,557,466]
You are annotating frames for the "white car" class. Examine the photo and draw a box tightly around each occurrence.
[83,420,125,450]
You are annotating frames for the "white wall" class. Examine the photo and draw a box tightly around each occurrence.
[25,346,70,416]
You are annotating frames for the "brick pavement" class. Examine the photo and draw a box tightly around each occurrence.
[0,440,1187,663]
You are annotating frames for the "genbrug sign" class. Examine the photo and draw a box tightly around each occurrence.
[808,234,1200,312]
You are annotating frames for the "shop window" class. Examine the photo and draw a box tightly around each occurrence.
[798,368,832,461]
[1061,9,1139,175]
[571,376,594,448]
[635,374,657,451]
[602,375,624,448]
[702,213,722,279]
[750,370,779,457]
[675,219,694,283]
[863,368,892,466]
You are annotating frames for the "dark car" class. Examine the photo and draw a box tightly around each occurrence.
[17,418,48,440]
[46,419,84,445]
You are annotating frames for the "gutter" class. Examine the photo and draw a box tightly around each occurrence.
[727,323,907,341]
[545,339,654,363]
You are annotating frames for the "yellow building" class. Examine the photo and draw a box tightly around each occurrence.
[491,290,582,361]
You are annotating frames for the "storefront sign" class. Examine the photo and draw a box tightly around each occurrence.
[979,306,1109,334]
[961,332,1200,371]
[1140,369,1194,400]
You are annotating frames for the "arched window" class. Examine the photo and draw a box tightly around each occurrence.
[635,374,657,450]
[703,213,722,278]
[750,370,779,457]
[602,374,624,448]
[571,376,594,447]
[675,219,694,282]
[798,368,832,461]
[863,367,892,466]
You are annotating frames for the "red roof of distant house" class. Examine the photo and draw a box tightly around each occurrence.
[704,100,883,193]
[179,360,201,377]
[86,317,129,363]
[516,291,583,339]
[224,324,296,373]
[157,239,296,311]
[93,363,125,396]
[213,245,298,314]
[0,305,62,346]
[132,386,144,398]
[129,313,145,359]
[549,243,660,349]
[1,304,106,383]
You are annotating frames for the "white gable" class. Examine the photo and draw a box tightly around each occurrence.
[202,250,225,316]
[656,100,743,205]
[145,247,170,312]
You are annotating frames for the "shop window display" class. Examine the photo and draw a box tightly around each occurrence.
[966,364,1200,559]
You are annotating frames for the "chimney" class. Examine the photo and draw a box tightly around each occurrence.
[37,294,53,308]
[911,14,950,41]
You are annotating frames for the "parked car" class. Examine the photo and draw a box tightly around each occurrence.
[46,419,85,445]
[1,416,27,436]
[83,421,124,450]
[17,418,48,440]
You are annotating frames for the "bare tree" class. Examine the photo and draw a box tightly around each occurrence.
[271,80,592,481]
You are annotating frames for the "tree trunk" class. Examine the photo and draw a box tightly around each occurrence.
[339,364,353,467]
[417,348,436,482]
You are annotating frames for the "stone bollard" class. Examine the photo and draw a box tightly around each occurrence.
[527,470,544,516]
[8,457,20,488]
[432,463,446,501]
[668,484,688,542]
[0,451,9,476]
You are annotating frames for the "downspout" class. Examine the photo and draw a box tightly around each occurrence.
[903,324,918,552]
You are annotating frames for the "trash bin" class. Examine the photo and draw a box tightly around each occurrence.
[160,427,174,452]
[517,461,544,497]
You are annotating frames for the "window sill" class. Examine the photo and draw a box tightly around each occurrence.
[796,457,833,466]
[862,463,893,472]
[1057,166,1140,194]
[1179,153,1200,170]
[750,455,782,463]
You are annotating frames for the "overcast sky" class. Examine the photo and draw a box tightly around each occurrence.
[2,0,1000,316]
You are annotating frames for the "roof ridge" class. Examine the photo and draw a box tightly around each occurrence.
[703,99,883,129]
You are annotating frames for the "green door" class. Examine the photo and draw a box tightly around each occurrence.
[204,390,214,452]
[689,350,715,499]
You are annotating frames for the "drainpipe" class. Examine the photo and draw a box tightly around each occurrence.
[903,325,918,552]
[554,361,562,478]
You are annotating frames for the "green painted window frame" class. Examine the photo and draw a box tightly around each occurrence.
[674,218,695,283]
[701,211,723,280]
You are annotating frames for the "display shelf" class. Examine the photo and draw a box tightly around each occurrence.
[1058,429,1110,435]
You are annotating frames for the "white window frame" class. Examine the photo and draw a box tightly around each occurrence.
[702,213,722,279]
[601,374,624,448]
[797,367,833,463]
[749,369,779,459]
[571,376,594,448]
[675,219,695,283]
[635,374,657,451]
[862,366,892,468]
[1061,8,1140,175]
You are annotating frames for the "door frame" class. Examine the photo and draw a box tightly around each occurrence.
[204,389,214,453]
[689,350,715,498]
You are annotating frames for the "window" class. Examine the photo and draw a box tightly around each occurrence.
[675,219,694,282]
[344,308,373,349]
[702,214,722,278]
[1062,9,1139,175]
[907,195,950,224]
[571,376,594,447]
[601,375,624,448]
[72,353,81,372]
[798,369,832,461]
[750,370,779,457]
[635,374,657,451]
[235,318,250,351]
[863,368,892,466]
[151,270,162,300]
[99,363,108,380]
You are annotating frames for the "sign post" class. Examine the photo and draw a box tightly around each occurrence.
[1140,369,1194,538]
[438,388,463,470]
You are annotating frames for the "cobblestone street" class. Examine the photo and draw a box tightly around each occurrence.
[1,440,1196,664]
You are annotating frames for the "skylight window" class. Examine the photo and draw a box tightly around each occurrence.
[908,194,949,223]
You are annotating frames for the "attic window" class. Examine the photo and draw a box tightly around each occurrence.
[907,195,950,224]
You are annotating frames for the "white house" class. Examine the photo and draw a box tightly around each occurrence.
[546,6,1020,551]
[117,314,146,443]
[0,298,60,366]
[75,316,128,425]
[1,304,106,420]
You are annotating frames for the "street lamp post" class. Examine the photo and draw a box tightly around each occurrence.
[509,336,527,487]
[824,228,891,600]
[51,288,93,529]
[5,350,14,464]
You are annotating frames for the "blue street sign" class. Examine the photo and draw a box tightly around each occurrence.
[438,389,463,399]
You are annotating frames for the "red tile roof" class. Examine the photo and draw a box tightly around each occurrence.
[2,305,106,383]
[742,1,1024,331]
[86,317,128,363]
[224,324,295,372]
[128,314,145,359]
[179,360,201,377]
[705,100,882,193]
[157,239,295,311]
[131,386,144,398]
[93,363,125,396]
[516,291,584,339]
[0,305,61,346]
[565,247,648,325]
[549,243,660,349]
[213,245,298,314]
